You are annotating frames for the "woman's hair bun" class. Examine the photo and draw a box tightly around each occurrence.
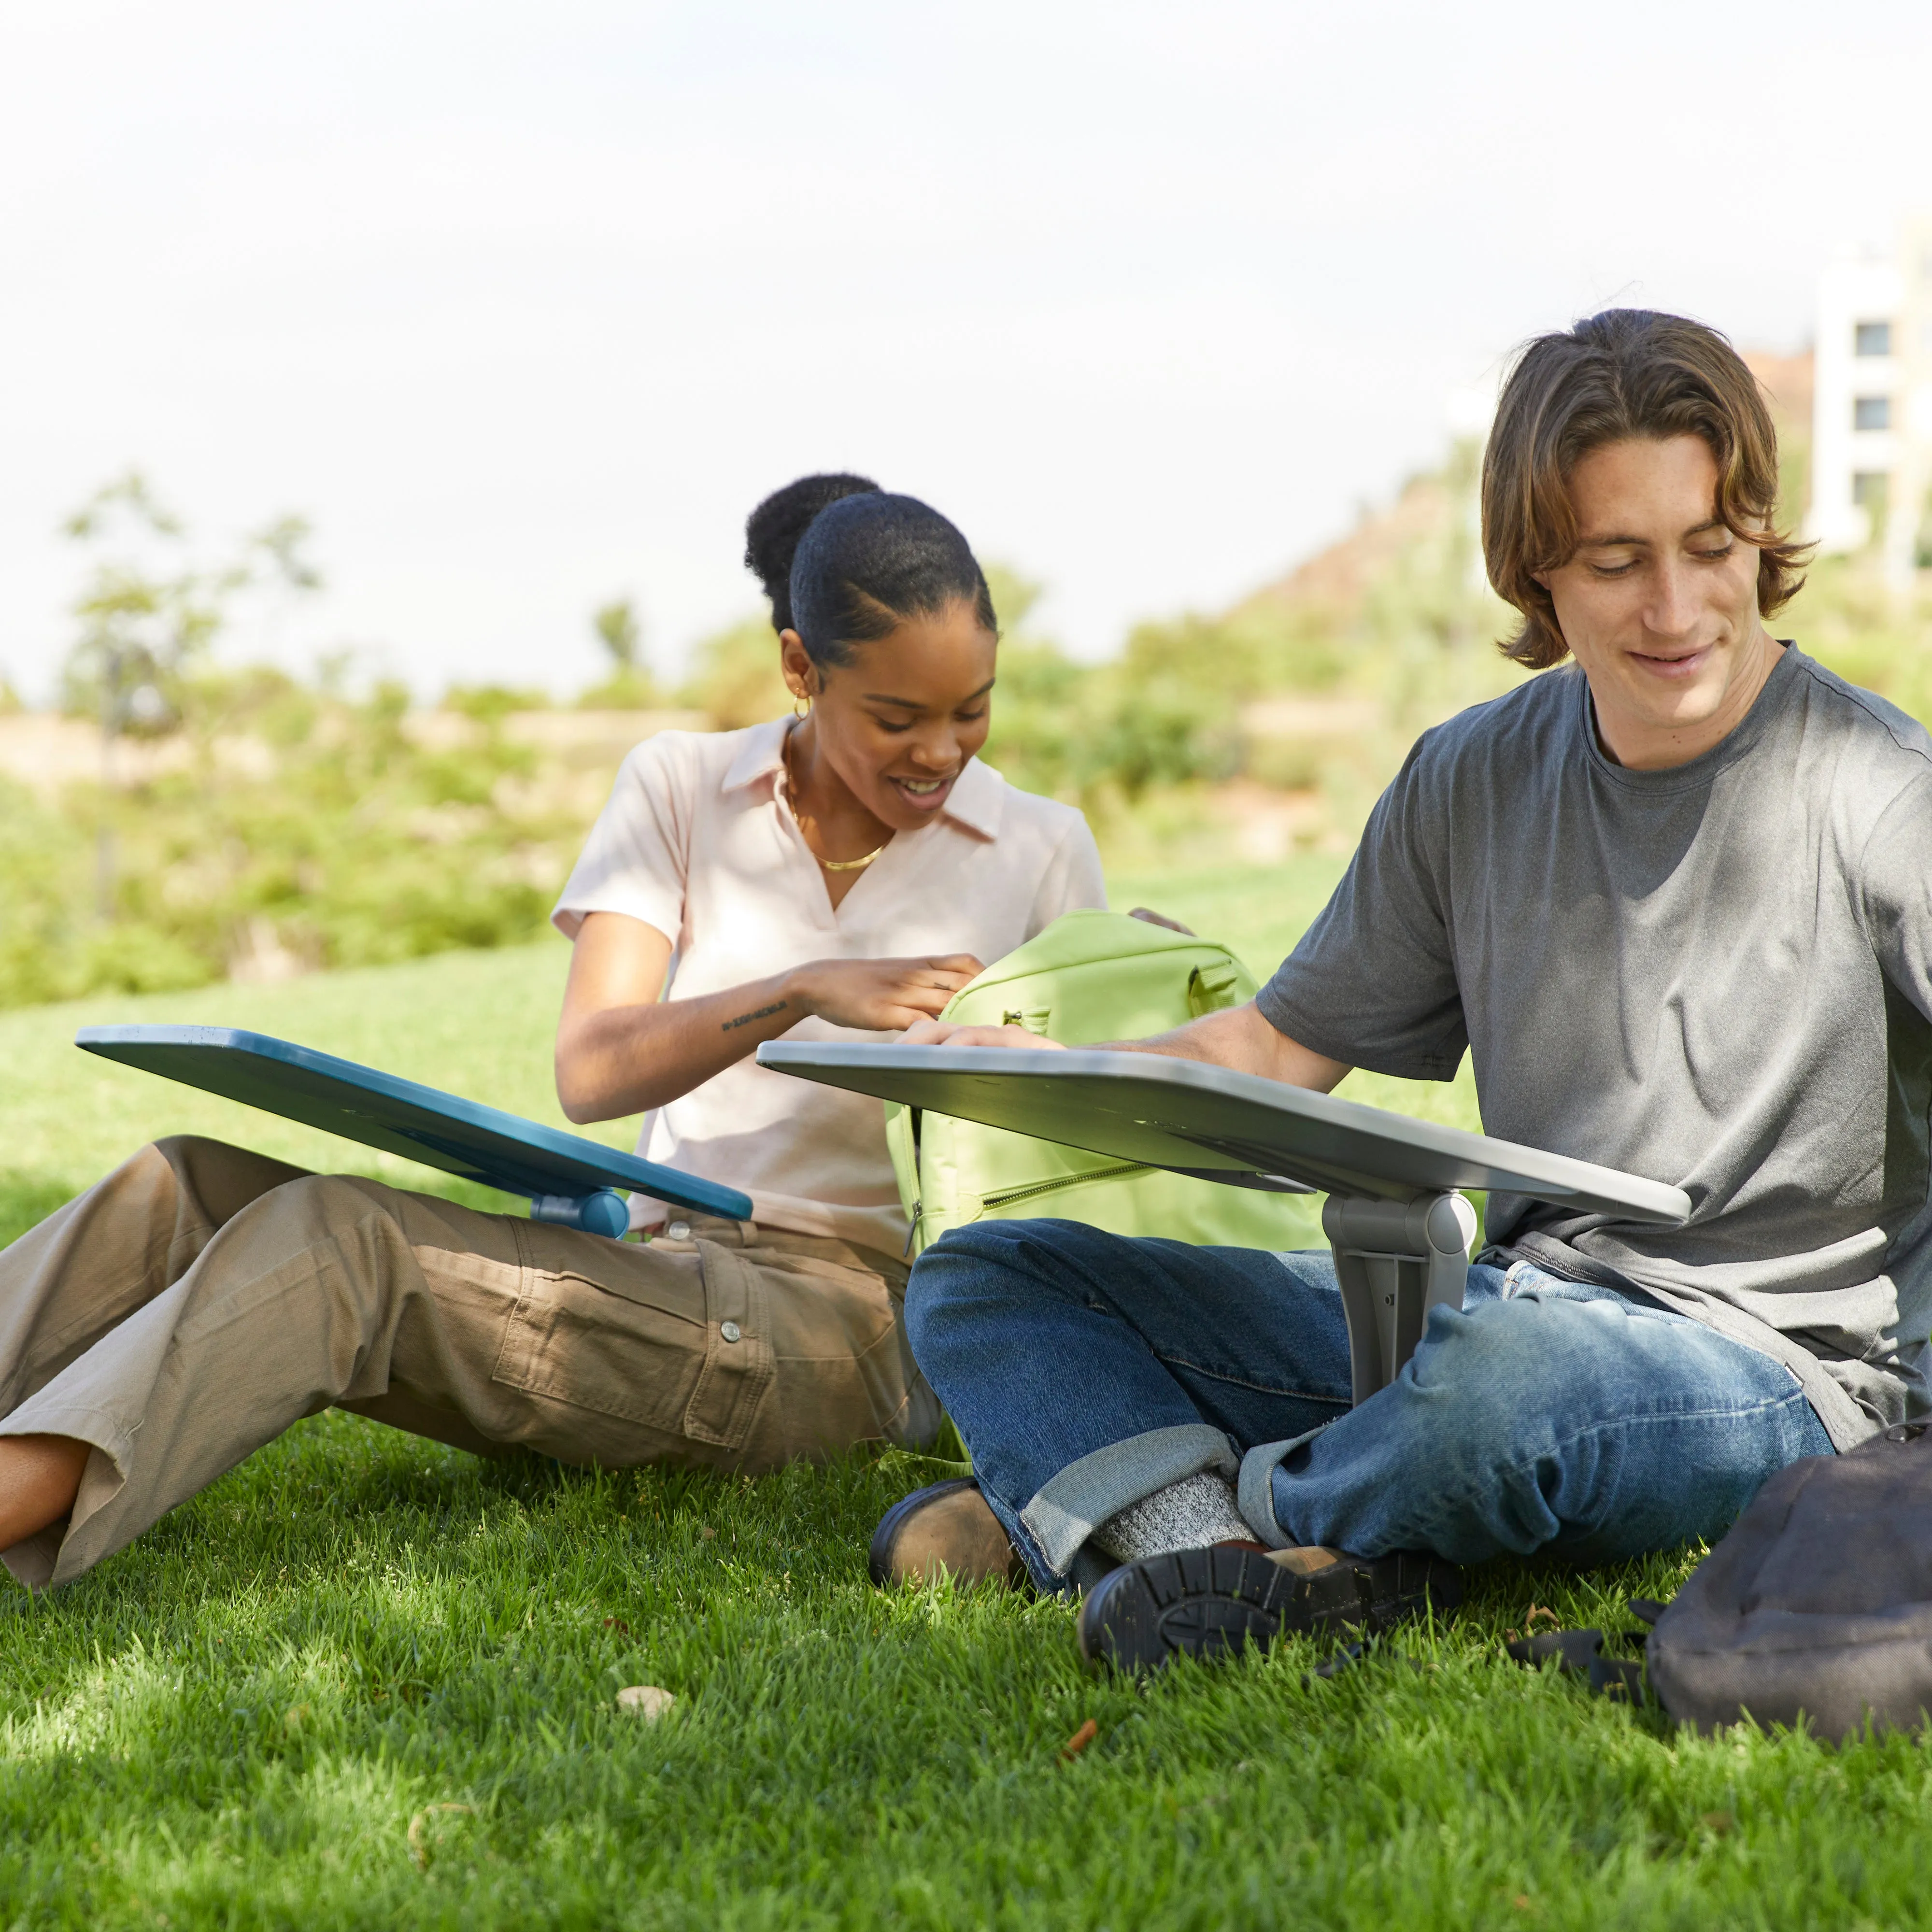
[744,474,881,631]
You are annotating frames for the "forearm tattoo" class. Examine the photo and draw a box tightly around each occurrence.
[722,1000,788,1033]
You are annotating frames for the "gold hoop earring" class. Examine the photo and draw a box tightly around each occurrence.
[793,689,811,719]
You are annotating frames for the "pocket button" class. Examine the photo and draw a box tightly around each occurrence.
[720,1320,742,1344]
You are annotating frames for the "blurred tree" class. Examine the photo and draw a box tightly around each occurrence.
[978,565,1089,798]
[60,472,320,916]
[980,562,1044,635]
[579,596,661,707]
[676,616,789,728]
[595,598,641,671]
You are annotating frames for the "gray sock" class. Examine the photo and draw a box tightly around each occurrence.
[1091,1471,1254,1563]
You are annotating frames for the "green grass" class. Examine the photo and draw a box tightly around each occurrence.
[1,866,1924,1930]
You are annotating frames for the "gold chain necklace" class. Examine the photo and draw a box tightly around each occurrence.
[819,841,890,872]
[783,727,892,873]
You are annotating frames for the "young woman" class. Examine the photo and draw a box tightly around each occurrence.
[0,475,1105,1590]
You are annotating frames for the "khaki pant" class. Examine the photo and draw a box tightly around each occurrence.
[0,1136,938,1589]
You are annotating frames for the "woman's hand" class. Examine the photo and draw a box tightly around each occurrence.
[789,955,984,1033]
[557,915,989,1122]
[898,1019,1067,1050]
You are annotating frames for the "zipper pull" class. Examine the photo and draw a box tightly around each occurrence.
[902,1202,923,1258]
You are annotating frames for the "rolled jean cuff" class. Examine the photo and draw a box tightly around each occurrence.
[1018,1423,1237,1577]
[1238,1423,1332,1548]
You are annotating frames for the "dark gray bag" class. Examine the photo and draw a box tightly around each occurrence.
[1645,1422,1932,1741]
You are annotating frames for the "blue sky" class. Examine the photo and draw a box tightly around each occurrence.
[4,0,1931,699]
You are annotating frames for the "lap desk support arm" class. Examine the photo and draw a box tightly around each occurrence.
[756,1043,1689,1403]
[75,1025,753,1236]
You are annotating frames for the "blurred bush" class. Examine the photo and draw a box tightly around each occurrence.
[0,669,581,1007]
[6,445,1929,1010]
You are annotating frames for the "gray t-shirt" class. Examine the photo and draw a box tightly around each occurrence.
[1257,646,1932,1450]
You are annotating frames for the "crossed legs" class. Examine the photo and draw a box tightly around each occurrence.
[904,1218,1835,1590]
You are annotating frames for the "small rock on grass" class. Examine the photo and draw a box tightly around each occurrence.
[617,1685,675,1720]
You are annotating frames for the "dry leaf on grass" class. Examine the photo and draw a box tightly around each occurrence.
[407,1804,474,1871]
[1058,1719,1098,1762]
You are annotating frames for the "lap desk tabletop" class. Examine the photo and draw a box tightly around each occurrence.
[758,1042,1689,1401]
[75,1024,753,1235]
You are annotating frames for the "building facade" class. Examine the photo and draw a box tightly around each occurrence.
[1810,214,1932,582]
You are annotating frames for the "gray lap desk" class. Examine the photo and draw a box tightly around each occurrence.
[758,1042,1690,1403]
[76,1024,753,1235]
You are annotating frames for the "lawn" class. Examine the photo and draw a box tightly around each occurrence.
[1,863,1925,1930]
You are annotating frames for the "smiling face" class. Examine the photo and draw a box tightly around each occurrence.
[781,597,997,830]
[1535,434,1783,770]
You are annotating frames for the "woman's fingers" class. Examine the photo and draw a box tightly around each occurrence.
[800,955,985,1031]
[916,954,982,990]
[937,1023,1065,1050]
[901,983,957,1014]
[891,1018,1065,1049]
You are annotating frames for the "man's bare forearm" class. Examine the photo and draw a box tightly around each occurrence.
[1096,1001,1351,1093]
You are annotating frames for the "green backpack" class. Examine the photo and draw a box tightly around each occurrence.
[885,909,1318,1257]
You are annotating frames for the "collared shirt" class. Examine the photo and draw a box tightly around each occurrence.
[553,718,1107,1254]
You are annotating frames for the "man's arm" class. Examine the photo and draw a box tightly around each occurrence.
[897,1000,1352,1094]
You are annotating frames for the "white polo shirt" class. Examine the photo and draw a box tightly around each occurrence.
[553,718,1107,1255]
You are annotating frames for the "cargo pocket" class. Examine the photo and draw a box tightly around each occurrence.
[679,1239,776,1449]
[490,1236,774,1454]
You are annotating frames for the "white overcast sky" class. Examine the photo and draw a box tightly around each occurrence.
[3,0,1931,701]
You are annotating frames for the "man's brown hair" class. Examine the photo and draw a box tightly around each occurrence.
[1481,309,1809,669]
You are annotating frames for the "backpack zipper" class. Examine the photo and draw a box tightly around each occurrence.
[979,1162,1147,1210]
[904,1161,1150,1253]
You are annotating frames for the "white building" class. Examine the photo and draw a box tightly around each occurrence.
[1810,215,1932,582]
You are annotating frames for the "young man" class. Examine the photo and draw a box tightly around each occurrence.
[871,309,1932,1671]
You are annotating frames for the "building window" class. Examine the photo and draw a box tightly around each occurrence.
[1853,471,1890,510]
[1855,395,1892,432]
[1855,320,1893,357]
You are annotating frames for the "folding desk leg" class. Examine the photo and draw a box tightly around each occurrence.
[1321,1192,1478,1406]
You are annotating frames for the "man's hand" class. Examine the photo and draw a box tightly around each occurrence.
[898,1018,1067,1050]
[790,955,985,1034]
[904,1001,1350,1092]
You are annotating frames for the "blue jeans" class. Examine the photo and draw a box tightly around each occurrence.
[904,1219,1833,1593]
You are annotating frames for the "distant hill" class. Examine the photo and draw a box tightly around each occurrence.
[1234,470,1461,630]
[1233,348,1815,627]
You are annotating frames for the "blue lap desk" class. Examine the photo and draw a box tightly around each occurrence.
[758,1042,1689,1403]
[76,1024,751,1238]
